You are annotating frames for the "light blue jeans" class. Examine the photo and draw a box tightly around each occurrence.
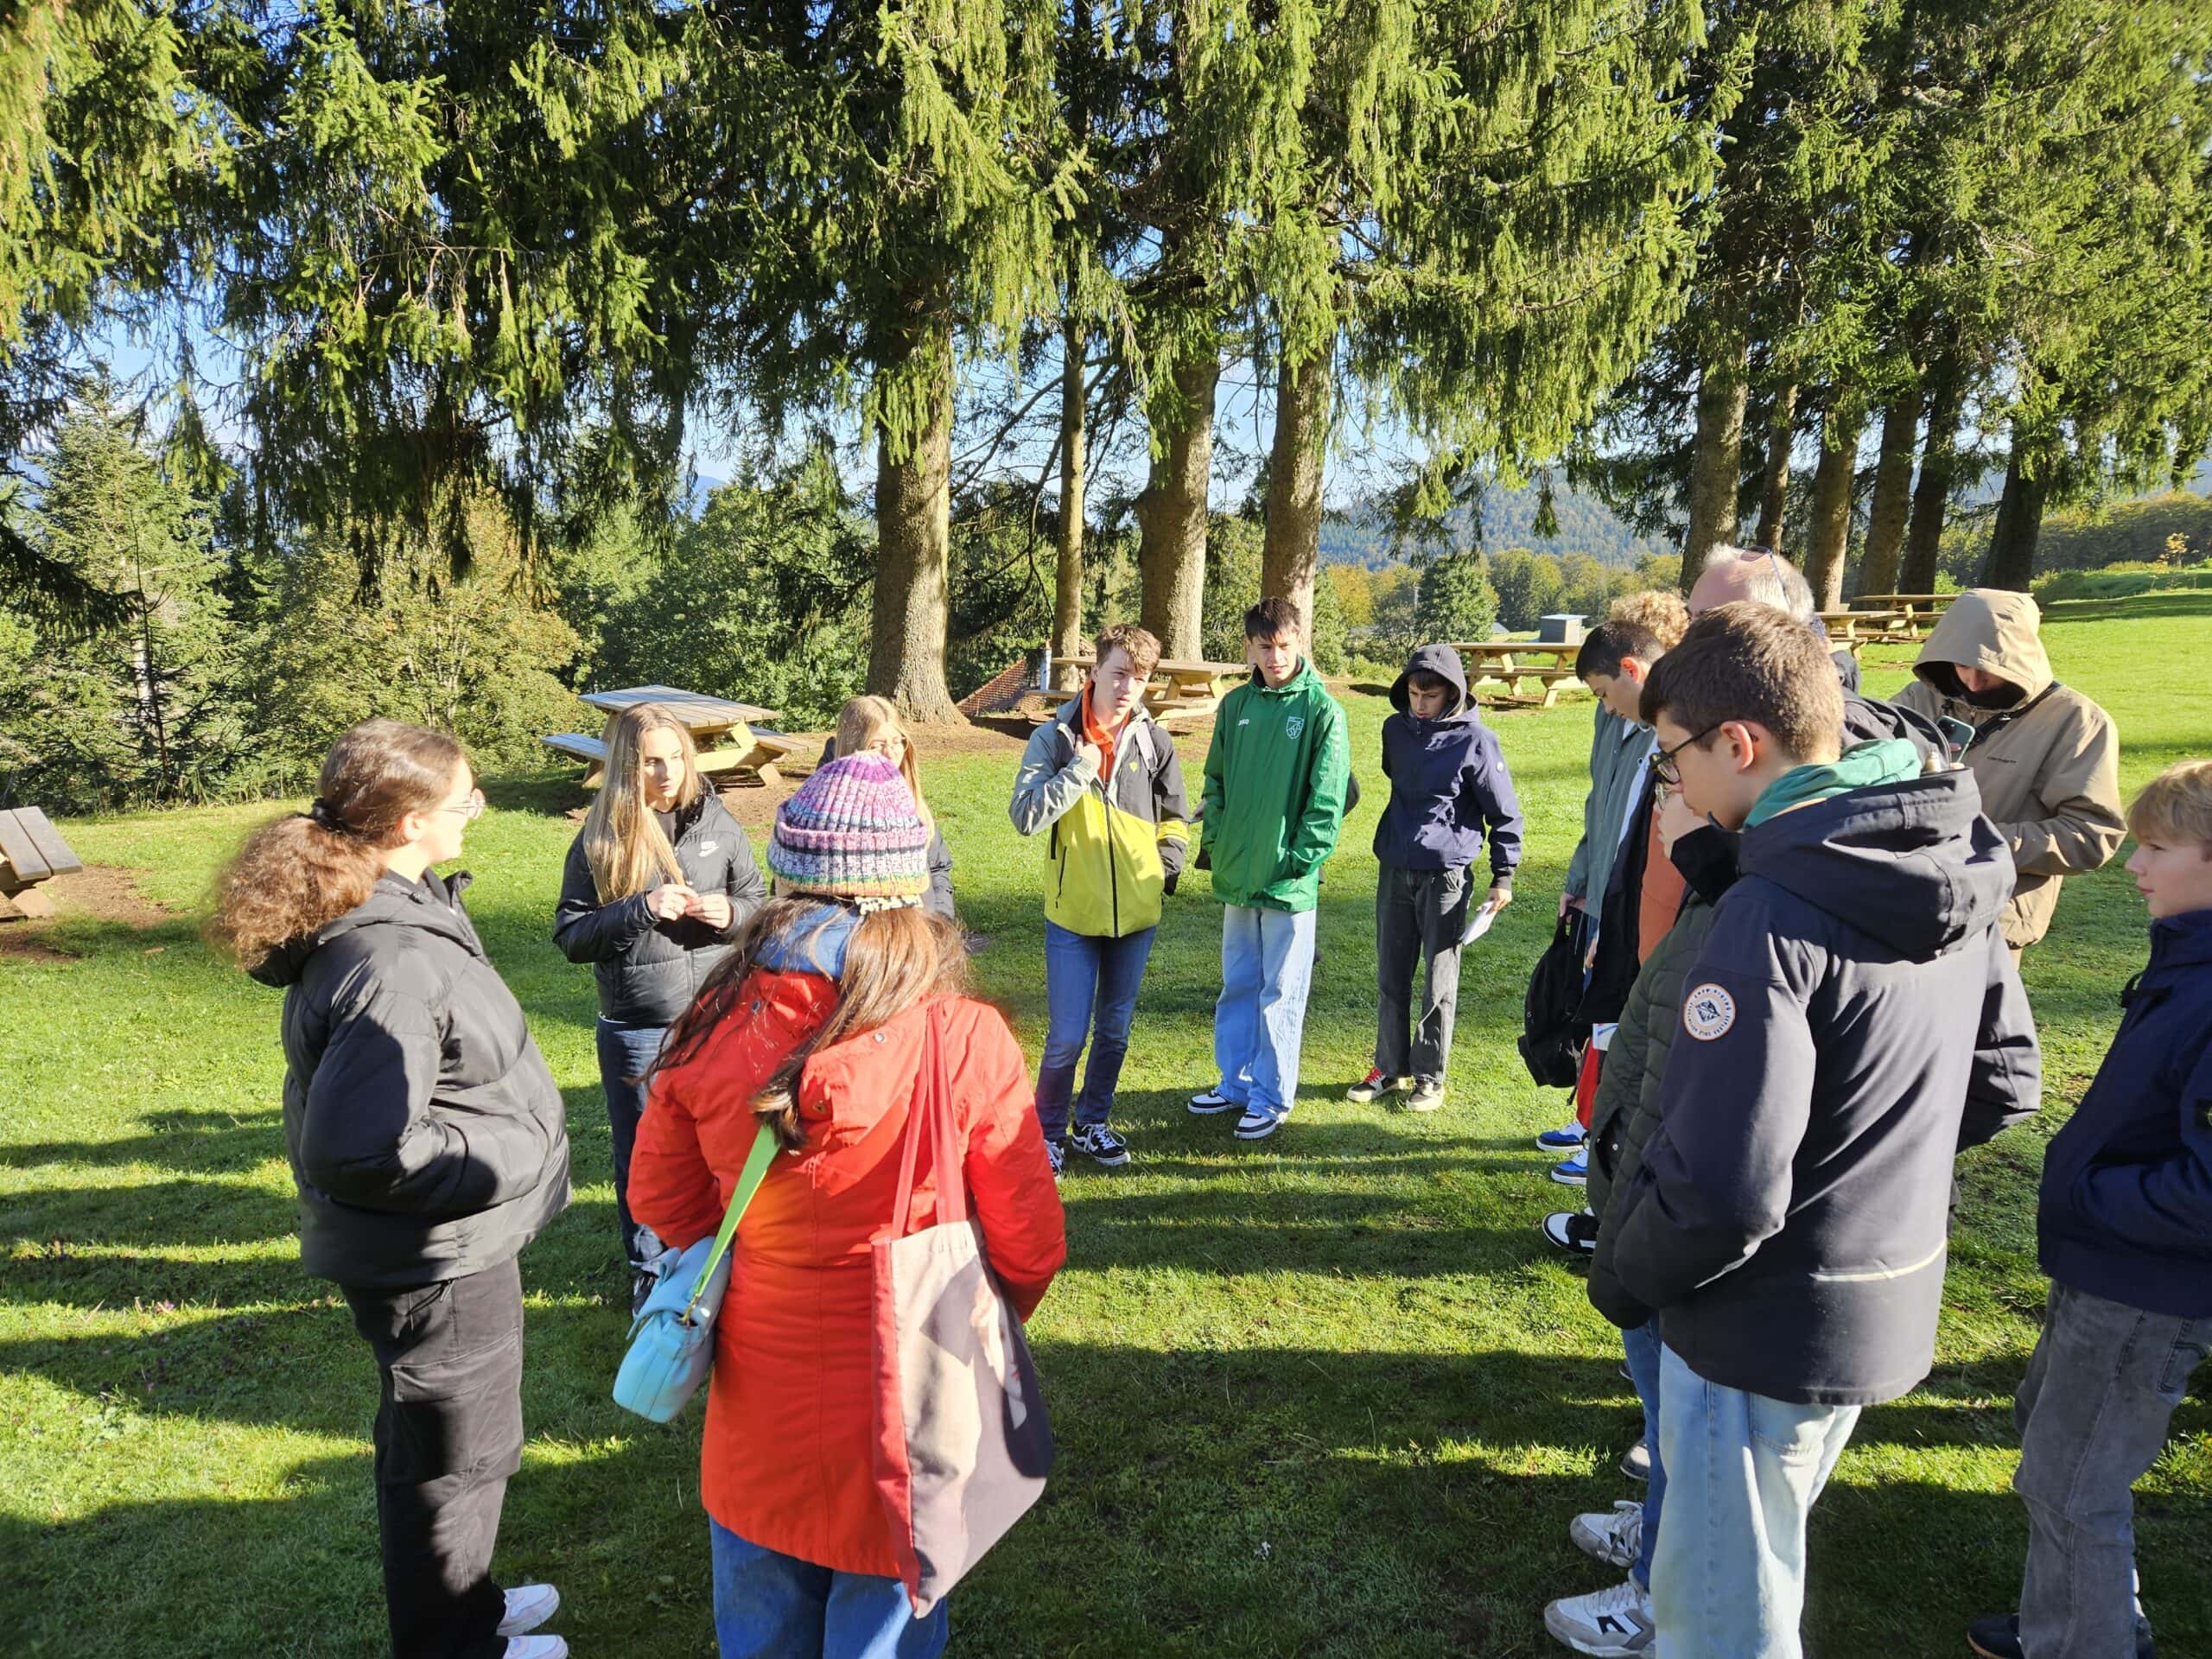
[709,1520,946,1659]
[1212,903,1318,1120]
[1649,1344,1860,1659]
[1620,1319,1668,1591]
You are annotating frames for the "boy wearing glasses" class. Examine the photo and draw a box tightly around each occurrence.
[1589,602,2039,1657]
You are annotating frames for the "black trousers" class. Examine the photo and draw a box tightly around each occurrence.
[1374,862,1472,1082]
[343,1257,524,1659]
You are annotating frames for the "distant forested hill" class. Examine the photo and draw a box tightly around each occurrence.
[1319,481,1670,569]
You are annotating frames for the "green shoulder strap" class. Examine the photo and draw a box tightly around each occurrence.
[683,1127,779,1322]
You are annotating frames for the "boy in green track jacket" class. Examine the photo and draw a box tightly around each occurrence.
[1188,597,1351,1141]
[1009,623,1191,1173]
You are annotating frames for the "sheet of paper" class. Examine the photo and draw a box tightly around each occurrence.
[1460,900,1498,947]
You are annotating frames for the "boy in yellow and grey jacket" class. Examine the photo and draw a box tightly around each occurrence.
[1009,622,1190,1170]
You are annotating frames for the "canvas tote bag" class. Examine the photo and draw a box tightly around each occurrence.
[870,1001,1054,1616]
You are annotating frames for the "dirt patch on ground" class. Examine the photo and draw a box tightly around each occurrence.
[902,720,1033,760]
[0,865,179,963]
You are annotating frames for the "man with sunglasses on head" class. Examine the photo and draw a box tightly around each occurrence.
[1687,545,1945,762]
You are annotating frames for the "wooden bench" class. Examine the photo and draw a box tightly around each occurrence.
[0,806,85,921]
[1816,609,1909,656]
[1049,653,1248,728]
[1854,594,1958,639]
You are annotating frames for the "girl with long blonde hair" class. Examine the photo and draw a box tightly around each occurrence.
[829,695,957,918]
[210,720,571,1659]
[553,702,766,1305]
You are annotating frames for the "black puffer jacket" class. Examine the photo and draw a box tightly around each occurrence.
[553,793,768,1025]
[253,870,571,1290]
[1592,771,2042,1405]
[1584,825,1739,1227]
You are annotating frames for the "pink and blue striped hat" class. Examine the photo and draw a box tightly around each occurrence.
[766,753,933,906]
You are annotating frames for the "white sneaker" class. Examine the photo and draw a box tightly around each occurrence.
[504,1638,568,1659]
[1542,1578,1654,1656]
[1188,1085,1242,1116]
[498,1585,559,1637]
[1568,1499,1643,1569]
[1232,1108,1286,1140]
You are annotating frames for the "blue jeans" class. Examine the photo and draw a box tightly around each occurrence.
[1034,921,1157,1145]
[1621,1319,1668,1591]
[1213,904,1318,1120]
[1649,1344,1860,1659]
[2015,1281,2211,1658]
[709,1520,946,1659]
[594,1019,669,1271]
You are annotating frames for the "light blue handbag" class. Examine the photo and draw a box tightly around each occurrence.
[612,1128,777,1423]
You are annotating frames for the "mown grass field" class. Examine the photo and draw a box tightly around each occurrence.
[4,592,2209,1657]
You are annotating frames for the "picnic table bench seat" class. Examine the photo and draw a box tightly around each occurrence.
[0,806,84,920]
[543,684,788,789]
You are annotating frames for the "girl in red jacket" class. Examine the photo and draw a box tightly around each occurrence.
[630,753,1065,1659]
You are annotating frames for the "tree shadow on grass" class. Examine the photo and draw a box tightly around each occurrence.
[0,1109,287,1174]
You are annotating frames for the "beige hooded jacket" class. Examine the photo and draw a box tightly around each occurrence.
[1892,588,2124,947]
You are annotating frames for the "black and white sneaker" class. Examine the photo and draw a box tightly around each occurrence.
[1543,1579,1653,1656]
[1045,1140,1066,1179]
[1233,1107,1287,1141]
[1188,1085,1242,1115]
[1070,1124,1130,1167]
[1541,1211,1600,1255]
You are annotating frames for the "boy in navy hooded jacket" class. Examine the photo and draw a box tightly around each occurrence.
[1350,644,1523,1112]
[1970,758,2212,1659]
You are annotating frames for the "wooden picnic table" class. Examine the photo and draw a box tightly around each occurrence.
[1853,593,1960,636]
[1446,639,1590,708]
[0,805,84,920]
[1816,609,1909,655]
[544,684,792,788]
[1050,654,1248,726]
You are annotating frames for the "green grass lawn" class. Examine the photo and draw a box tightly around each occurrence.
[4,592,2209,1657]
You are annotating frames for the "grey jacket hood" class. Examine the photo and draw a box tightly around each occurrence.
[251,870,479,988]
[1738,770,2015,960]
[1913,588,2054,703]
[1389,644,1471,718]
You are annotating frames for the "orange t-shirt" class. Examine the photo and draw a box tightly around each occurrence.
[1081,686,1126,768]
[1637,809,1686,963]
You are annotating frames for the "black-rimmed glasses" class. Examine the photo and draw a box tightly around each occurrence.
[1653,725,1719,786]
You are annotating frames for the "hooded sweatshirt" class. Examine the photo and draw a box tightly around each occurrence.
[253,870,572,1288]
[1373,644,1524,880]
[1595,769,2042,1405]
[1198,658,1351,912]
[2037,908,2212,1319]
[1892,588,2125,947]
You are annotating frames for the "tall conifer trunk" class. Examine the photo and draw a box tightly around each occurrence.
[1859,392,1918,598]
[1262,351,1331,633]
[868,318,962,724]
[1682,341,1750,591]
[1981,437,2048,591]
[1136,348,1217,660]
[1052,320,1088,690]
[1754,383,1797,551]
[1901,359,1964,594]
[1802,402,1860,611]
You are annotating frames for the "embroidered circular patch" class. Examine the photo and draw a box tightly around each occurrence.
[1682,983,1737,1041]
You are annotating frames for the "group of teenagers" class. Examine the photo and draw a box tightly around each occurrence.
[201,552,2209,1659]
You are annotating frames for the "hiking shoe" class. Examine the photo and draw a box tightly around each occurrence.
[504,1640,567,1659]
[1346,1068,1409,1104]
[1570,1501,1643,1570]
[1966,1611,2156,1659]
[499,1586,559,1638]
[1070,1124,1130,1167]
[1233,1108,1287,1141]
[1550,1151,1589,1186]
[1045,1140,1066,1179]
[1541,1211,1600,1255]
[1189,1085,1243,1115]
[1543,1578,1653,1656]
[1618,1439,1649,1483]
[1403,1077,1446,1113]
[1538,1119,1587,1151]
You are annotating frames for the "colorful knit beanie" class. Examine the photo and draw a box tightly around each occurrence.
[766,753,933,908]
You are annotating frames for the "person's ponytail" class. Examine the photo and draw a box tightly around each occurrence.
[209,721,467,972]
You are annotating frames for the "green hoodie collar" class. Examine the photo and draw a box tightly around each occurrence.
[1745,739,1922,829]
